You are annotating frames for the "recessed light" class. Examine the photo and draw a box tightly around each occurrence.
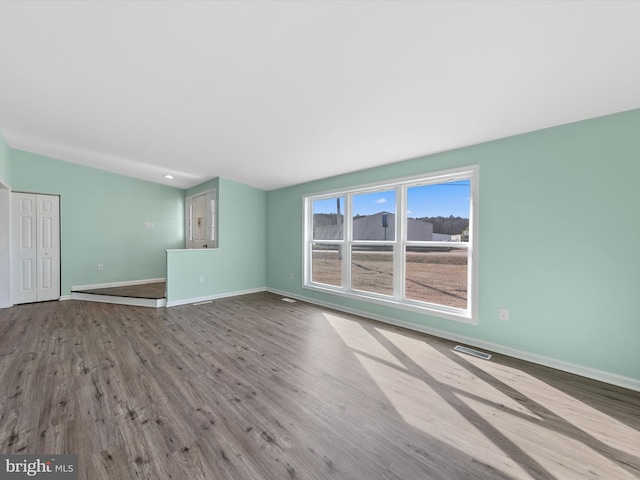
[164,174,174,179]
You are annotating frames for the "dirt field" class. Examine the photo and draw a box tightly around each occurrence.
[311,249,467,309]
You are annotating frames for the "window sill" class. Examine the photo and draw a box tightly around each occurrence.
[303,283,476,325]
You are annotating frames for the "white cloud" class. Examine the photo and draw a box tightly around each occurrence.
[375,198,387,204]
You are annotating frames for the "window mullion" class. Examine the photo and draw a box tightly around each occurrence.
[394,186,405,301]
[343,194,352,291]
[307,198,317,286]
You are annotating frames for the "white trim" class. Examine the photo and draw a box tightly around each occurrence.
[0,185,11,309]
[59,295,73,301]
[305,165,478,199]
[70,292,166,308]
[71,278,165,291]
[302,283,473,324]
[166,287,266,307]
[267,287,640,392]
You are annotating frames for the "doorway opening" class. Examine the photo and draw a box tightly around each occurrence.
[185,188,216,249]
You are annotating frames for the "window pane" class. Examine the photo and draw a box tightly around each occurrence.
[351,246,393,296]
[353,190,396,241]
[407,181,470,242]
[311,244,342,287]
[405,247,468,309]
[313,197,344,240]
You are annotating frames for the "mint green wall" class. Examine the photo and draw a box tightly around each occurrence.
[267,109,640,382]
[5,111,638,384]
[167,177,267,303]
[10,150,184,295]
[186,177,219,197]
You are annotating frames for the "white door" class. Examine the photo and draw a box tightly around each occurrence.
[191,193,207,248]
[11,193,60,304]
[185,190,216,249]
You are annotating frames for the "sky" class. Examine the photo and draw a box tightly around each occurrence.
[313,180,470,218]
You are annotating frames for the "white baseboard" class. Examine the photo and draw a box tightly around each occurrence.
[267,288,640,392]
[166,287,267,307]
[71,278,165,291]
[70,292,166,308]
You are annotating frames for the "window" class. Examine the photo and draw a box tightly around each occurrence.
[304,166,478,323]
[310,196,344,286]
[185,189,217,249]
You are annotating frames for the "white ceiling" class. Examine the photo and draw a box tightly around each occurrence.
[1,1,639,191]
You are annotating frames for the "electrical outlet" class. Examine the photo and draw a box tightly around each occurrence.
[289,273,294,280]
[144,221,154,228]
[199,276,205,284]
[97,264,103,271]
[499,309,509,321]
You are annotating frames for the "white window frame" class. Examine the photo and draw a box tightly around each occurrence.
[185,188,217,249]
[303,165,478,324]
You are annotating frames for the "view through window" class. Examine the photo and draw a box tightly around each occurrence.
[304,166,477,322]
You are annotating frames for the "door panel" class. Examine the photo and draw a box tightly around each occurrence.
[11,193,60,304]
[192,194,207,247]
[186,193,209,249]
[185,189,216,249]
[12,193,38,304]
[20,259,34,292]
[41,216,52,248]
[20,197,33,213]
[40,257,52,289]
[20,216,33,248]
[36,195,60,301]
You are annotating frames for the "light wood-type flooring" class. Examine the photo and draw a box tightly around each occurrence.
[0,292,638,479]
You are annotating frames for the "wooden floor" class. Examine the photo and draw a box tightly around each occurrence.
[73,282,166,299]
[1,293,638,479]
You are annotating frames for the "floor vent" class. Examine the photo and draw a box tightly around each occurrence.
[281,298,297,303]
[453,345,492,360]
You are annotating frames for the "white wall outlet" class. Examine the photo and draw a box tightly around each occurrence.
[97,264,104,271]
[289,273,294,280]
[144,221,154,228]
[499,309,509,321]
[199,276,205,284]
